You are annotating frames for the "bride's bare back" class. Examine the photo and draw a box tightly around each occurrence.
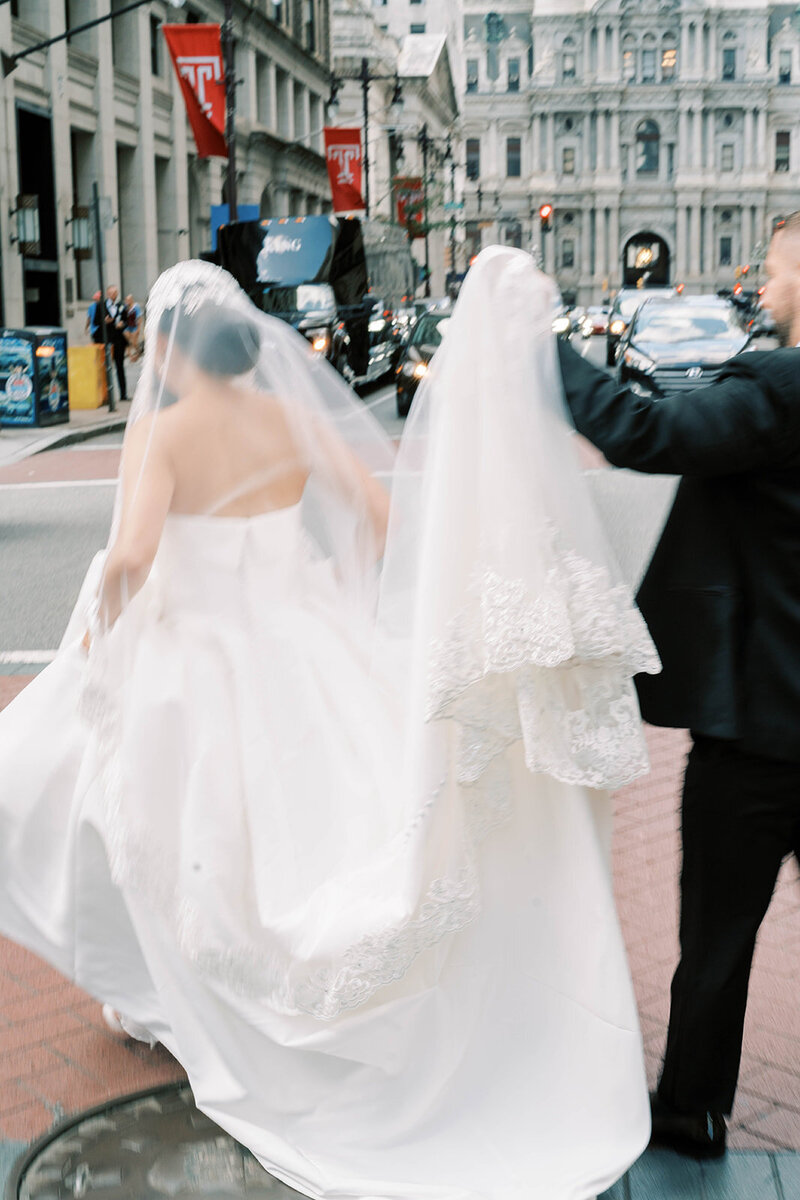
[159,382,309,518]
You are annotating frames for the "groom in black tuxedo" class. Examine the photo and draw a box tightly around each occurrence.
[555,212,800,1159]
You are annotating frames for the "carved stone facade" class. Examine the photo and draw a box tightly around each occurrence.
[461,1,800,303]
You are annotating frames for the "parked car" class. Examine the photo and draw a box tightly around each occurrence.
[580,306,609,337]
[606,286,676,365]
[616,294,750,397]
[395,309,452,417]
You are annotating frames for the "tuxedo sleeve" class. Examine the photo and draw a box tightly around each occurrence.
[556,340,800,476]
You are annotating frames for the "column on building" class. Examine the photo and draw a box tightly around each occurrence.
[47,7,72,316]
[703,205,714,278]
[690,202,701,276]
[610,110,620,171]
[609,205,620,284]
[581,205,593,279]
[171,61,191,264]
[676,203,688,277]
[694,108,703,171]
[678,107,689,169]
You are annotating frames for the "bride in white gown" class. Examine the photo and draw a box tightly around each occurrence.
[0,248,659,1200]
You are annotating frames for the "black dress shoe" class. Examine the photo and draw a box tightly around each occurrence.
[649,1091,727,1159]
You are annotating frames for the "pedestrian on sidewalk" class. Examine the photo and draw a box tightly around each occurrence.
[555,212,800,1160]
[105,286,129,402]
[85,291,103,343]
[124,293,143,361]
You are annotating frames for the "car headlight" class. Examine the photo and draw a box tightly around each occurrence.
[400,362,417,377]
[622,345,656,374]
[305,327,330,354]
[552,316,571,334]
[413,361,428,380]
[609,319,626,336]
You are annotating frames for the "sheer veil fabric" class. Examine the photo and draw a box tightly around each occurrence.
[0,247,657,1199]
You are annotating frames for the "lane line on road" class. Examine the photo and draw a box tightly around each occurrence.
[0,651,57,664]
[0,480,117,490]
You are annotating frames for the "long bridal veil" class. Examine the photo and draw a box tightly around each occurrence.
[72,249,658,1028]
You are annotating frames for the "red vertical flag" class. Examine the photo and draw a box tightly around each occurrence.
[324,128,365,213]
[163,24,227,159]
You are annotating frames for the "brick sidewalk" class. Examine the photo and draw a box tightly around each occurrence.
[0,675,797,1152]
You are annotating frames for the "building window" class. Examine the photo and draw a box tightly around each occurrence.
[722,48,736,80]
[304,0,316,52]
[779,50,792,84]
[561,239,575,269]
[506,137,521,177]
[410,0,423,4]
[622,36,636,82]
[150,14,162,75]
[507,58,520,92]
[776,131,790,172]
[466,138,480,181]
[466,59,478,93]
[636,119,660,174]
[661,38,677,81]
[719,236,732,266]
[410,24,425,34]
[562,53,576,81]
[504,222,522,249]
[720,143,734,172]
[562,146,575,174]
[641,48,656,82]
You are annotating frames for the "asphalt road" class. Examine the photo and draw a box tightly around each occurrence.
[0,377,400,657]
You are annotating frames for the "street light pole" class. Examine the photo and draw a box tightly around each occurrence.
[359,57,371,217]
[222,0,238,222]
[446,138,456,286]
[91,181,115,413]
[419,124,430,298]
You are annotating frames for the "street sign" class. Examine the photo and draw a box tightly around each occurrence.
[444,201,464,211]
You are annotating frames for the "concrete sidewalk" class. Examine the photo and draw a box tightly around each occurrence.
[0,676,797,1196]
[0,402,130,469]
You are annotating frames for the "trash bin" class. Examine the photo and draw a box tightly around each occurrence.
[68,344,108,410]
[0,327,70,427]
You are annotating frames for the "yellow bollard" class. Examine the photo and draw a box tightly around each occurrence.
[68,344,108,410]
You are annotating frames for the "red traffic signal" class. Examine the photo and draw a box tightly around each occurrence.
[539,203,553,231]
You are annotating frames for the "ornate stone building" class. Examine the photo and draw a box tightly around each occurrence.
[461,1,800,304]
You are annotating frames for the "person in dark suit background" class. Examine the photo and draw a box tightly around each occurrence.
[105,285,129,402]
[555,212,800,1159]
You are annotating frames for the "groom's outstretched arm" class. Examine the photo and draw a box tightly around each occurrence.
[556,339,800,476]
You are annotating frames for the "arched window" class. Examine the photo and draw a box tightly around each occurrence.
[661,33,678,81]
[641,33,657,83]
[622,34,637,82]
[636,119,660,174]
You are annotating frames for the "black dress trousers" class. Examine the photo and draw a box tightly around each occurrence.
[658,735,800,1114]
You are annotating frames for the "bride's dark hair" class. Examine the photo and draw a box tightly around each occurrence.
[158,301,261,378]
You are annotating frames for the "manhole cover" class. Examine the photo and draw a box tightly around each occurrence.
[11,1084,305,1200]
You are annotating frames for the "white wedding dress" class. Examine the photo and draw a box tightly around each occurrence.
[0,251,657,1200]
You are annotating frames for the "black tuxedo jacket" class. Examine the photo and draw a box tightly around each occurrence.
[556,340,800,762]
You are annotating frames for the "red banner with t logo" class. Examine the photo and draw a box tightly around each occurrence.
[163,24,227,158]
[324,128,365,213]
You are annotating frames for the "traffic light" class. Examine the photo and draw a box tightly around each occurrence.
[539,203,553,232]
